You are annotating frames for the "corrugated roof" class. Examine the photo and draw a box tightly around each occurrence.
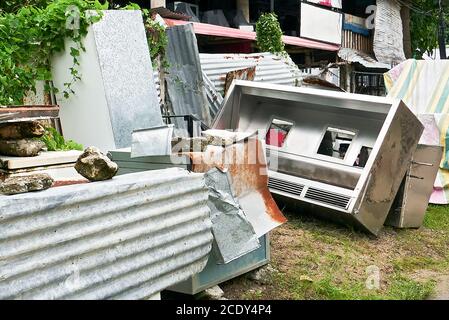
[164,19,340,51]
[165,24,212,130]
[338,48,391,69]
[0,168,212,299]
[200,52,302,94]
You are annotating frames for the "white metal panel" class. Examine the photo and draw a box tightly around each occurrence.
[0,168,213,300]
[300,3,342,44]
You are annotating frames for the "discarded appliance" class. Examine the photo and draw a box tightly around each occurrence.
[0,150,87,187]
[385,144,443,229]
[108,135,286,294]
[0,168,212,300]
[168,235,270,295]
[213,80,423,236]
[51,10,163,152]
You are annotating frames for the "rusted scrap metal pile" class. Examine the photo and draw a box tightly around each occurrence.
[0,10,443,300]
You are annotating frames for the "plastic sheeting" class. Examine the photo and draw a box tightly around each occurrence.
[385,59,449,204]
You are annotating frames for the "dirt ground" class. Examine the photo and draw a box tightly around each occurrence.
[219,205,449,300]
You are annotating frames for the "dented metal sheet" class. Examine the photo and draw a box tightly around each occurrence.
[188,136,287,237]
[0,168,213,299]
[213,81,423,236]
[205,168,260,264]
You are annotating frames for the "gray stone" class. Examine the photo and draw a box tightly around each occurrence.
[201,285,225,300]
[0,173,54,195]
[0,139,45,157]
[75,147,118,181]
[247,265,278,284]
[0,121,45,139]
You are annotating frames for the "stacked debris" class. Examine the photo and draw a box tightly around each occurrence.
[0,106,61,195]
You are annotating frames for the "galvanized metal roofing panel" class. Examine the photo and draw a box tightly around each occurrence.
[338,48,391,69]
[203,71,224,120]
[199,53,302,94]
[0,168,213,300]
[166,24,212,128]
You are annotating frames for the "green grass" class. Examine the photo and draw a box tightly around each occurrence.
[222,205,449,300]
[424,205,449,230]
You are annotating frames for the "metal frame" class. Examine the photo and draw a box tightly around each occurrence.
[313,123,360,164]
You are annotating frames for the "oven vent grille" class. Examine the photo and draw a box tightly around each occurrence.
[268,177,304,197]
[304,187,351,209]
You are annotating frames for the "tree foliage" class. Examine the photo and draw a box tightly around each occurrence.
[255,13,286,54]
[410,0,440,59]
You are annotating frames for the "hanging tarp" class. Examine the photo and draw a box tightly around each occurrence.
[385,59,449,204]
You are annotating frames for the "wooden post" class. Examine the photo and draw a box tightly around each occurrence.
[236,0,250,22]
[400,3,412,58]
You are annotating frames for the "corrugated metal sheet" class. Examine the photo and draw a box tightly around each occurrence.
[0,168,213,299]
[166,24,212,129]
[200,53,302,94]
[338,48,391,69]
[202,71,223,120]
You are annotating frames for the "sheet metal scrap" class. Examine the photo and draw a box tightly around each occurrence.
[131,125,174,158]
[186,135,287,237]
[205,168,260,264]
[385,144,443,229]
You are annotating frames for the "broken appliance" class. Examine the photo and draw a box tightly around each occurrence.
[213,81,424,236]
[385,144,443,229]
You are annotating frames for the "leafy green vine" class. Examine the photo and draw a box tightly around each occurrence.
[144,13,169,69]
[0,0,106,105]
[255,13,286,56]
[39,126,84,151]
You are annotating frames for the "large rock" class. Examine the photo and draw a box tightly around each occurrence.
[0,173,54,195]
[0,139,45,157]
[0,121,45,139]
[75,147,118,181]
